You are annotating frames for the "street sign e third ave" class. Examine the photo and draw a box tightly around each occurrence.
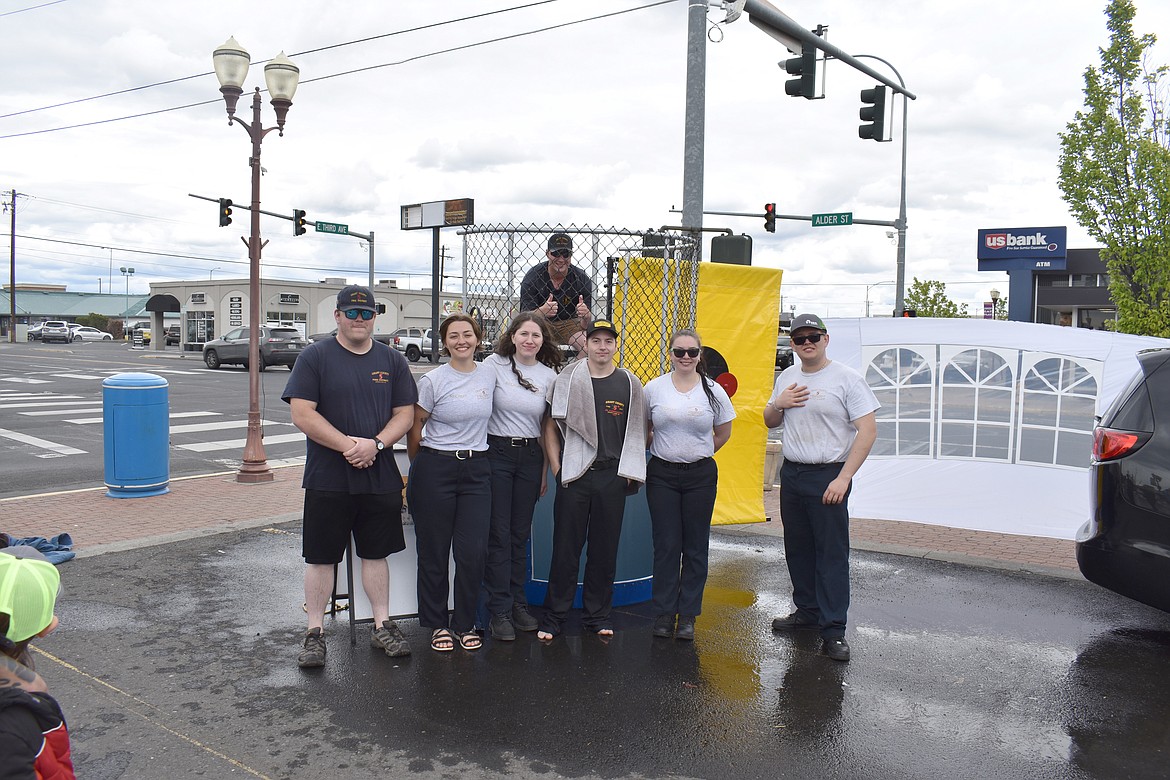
[811,212,853,227]
[315,221,349,235]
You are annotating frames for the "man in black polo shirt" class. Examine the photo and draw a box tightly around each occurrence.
[519,232,593,354]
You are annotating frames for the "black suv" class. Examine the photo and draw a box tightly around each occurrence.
[1077,347,1170,613]
[202,326,307,370]
[164,325,181,346]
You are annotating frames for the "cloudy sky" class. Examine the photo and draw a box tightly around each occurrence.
[2,0,1167,317]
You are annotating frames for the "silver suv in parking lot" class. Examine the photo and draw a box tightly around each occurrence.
[40,320,72,344]
[202,326,307,370]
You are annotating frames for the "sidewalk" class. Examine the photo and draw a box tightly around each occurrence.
[0,464,1080,579]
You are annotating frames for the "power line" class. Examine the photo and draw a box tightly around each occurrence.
[0,0,566,120]
[0,0,680,139]
[0,0,70,18]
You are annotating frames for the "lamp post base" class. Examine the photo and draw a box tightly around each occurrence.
[236,466,275,484]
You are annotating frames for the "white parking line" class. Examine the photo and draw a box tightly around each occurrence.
[177,432,305,452]
[0,428,85,456]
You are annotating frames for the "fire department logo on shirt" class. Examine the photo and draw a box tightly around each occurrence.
[604,399,625,417]
[371,371,390,384]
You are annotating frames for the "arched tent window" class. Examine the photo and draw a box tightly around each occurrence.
[1017,356,1098,468]
[865,346,934,457]
[938,348,1015,461]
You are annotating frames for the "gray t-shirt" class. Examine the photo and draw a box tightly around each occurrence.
[483,353,556,438]
[645,373,736,462]
[417,363,495,451]
[769,360,879,464]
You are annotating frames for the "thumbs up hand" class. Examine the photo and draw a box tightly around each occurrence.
[575,295,590,319]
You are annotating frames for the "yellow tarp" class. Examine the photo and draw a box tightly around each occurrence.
[697,262,782,524]
[612,256,782,525]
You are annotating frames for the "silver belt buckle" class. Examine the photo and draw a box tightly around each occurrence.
[456,449,471,460]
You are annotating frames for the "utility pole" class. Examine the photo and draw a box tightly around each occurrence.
[681,0,707,255]
[6,190,15,343]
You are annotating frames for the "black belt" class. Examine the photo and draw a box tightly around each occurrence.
[785,461,845,469]
[488,434,537,447]
[420,446,486,460]
[652,456,712,470]
[589,458,618,471]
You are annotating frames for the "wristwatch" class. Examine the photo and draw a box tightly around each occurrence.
[374,437,385,452]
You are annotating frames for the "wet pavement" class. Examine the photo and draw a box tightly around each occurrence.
[35,522,1170,779]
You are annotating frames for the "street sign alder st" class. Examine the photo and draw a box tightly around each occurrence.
[315,221,349,235]
[811,212,853,227]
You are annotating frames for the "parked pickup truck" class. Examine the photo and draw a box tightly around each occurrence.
[392,328,435,362]
[392,327,493,361]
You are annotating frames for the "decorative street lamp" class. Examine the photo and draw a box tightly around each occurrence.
[990,288,1001,321]
[212,36,299,484]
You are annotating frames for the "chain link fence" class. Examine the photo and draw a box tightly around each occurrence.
[458,223,700,382]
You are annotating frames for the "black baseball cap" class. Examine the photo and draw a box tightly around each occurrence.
[586,318,619,338]
[337,285,376,312]
[790,313,827,332]
[548,233,573,252]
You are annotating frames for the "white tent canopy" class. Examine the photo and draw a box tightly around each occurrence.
[817,318,1170,540]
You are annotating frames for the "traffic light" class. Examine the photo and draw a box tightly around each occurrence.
[293,209,307,237]
[218,198,232,227]
[764,203,776,234]
[859,85,888,141]
[783,48,816,100]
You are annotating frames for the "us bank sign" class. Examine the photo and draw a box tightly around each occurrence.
[977,226,1067,271]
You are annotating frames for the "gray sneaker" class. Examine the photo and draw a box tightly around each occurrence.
[298,627,326,668]
[370,619,411,657]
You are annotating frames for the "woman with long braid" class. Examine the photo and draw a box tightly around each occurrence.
[644,329,735,641]
[480,312,563,640]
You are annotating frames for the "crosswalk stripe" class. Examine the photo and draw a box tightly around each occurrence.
[51,374,104,380]
[20,408,104,417]
[167,419,290,434]
[0,400,100,409]
[0,427,85,455]
[62,411,226,425]
[177,432,305,452]
[0,377,52,384]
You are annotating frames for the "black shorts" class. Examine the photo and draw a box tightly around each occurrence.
[302,489,406,564]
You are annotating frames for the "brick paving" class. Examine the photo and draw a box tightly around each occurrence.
[0,464,1080,578]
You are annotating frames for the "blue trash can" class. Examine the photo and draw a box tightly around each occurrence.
[103,373,170,498]
[525,460,653,608]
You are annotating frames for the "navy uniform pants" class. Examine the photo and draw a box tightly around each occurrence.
[778,460,850,640]
[645,455,718,618]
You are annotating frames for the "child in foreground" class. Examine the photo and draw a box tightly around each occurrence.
[0,545,75,779]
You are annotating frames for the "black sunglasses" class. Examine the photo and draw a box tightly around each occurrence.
[549,249,572,258]
[792,333,824,345]
[671,347,701,358]
[343,308,375,321]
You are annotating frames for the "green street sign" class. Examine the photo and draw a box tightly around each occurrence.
[811,212,853,227]
[315,221,349,235]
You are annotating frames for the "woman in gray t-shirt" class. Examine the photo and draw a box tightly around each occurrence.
[480,312,563,640]
[644,329,735,641]
[407,314,495,652]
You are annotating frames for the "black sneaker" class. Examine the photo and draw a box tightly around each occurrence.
[370,619,411,657]
[675,616,695,641]
[822,637,851,662]
[490,614,516,641]
[771,611,819,631]
[298,627,326,668]
[652,614,675,638]
[512,604,539,632]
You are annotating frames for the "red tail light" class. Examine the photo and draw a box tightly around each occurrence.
[1093,427,1141,461]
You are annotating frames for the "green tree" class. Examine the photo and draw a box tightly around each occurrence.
[1058,0,1170,336]
[904,277,968,318]
[76,313,110,331]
